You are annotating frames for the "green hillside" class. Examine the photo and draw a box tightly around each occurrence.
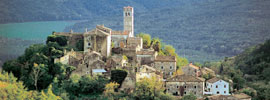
[204,39,270,100]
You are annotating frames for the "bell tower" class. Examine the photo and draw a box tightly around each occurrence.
[123,6,134,37]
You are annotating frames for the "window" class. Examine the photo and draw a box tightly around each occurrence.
[211,85,212,88]
[217,91,220,94]
[224,91,226,94]
[169,72,172,75]
[88,43,91,46]
[194,86,197,88]
[177,86,179,88]
[224,85,226,88]
[161,66,163,69]
[216,85,218,88]
[194,92,196,94]
[170,66,172,69]
[184,92,186,94]
[168,89,170,91]
[184,86,187,88]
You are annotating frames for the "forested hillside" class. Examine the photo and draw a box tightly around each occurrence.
[204,39,270,100]
[1,0,270,63]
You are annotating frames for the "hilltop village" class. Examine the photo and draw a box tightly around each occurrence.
[50,6,251,100]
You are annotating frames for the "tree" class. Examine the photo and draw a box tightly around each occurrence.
[103,82,120,100]
[0,72,60,100]
[177,56,189,68]
[173,69,184,76]
[30,63,48,90]
[151,38,162,52]
[164,45,177,56]
[38,85,61,100]
[46,35,68,46]
[134,77,173,100]
[76,39,84,51]
[136,33,151,48]
[110,69,128,87]
[181,93,197,100]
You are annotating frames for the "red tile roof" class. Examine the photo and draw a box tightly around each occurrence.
[187,63,200,70]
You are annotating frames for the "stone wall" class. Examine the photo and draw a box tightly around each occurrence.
[166,81,204,98]
[154,61,176,79]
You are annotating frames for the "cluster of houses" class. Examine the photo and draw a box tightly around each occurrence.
[52,6,251,100]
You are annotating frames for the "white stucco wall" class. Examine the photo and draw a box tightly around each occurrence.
[206,80,230,95]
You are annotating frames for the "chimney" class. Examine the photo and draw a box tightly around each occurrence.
[85,28,88,32]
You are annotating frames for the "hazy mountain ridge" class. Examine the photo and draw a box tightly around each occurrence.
[0,36,40,67]
[0,0,189,23]
[65,0,270,62]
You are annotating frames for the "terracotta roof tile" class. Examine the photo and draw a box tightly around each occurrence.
[155,56,176,62]
[186,63,200,70]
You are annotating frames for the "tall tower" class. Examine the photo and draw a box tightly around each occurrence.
[123,6,134,37]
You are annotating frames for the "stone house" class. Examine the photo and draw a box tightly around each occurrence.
[136,65,163,82]
[83,25,111,57]
[52,31,83,48]
[154,55,176,79]
[126,37,143,49]
[111,31,130,48]
[165,75,205,98]
[182,63,201,77]
[136,50,157,66]
[67,51,107,77]
[54,49,83,67]
[107,55,128,69]
[205,77,230,95]
[53,25,112,57]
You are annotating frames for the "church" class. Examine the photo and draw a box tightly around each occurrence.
[53,6,134,57]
